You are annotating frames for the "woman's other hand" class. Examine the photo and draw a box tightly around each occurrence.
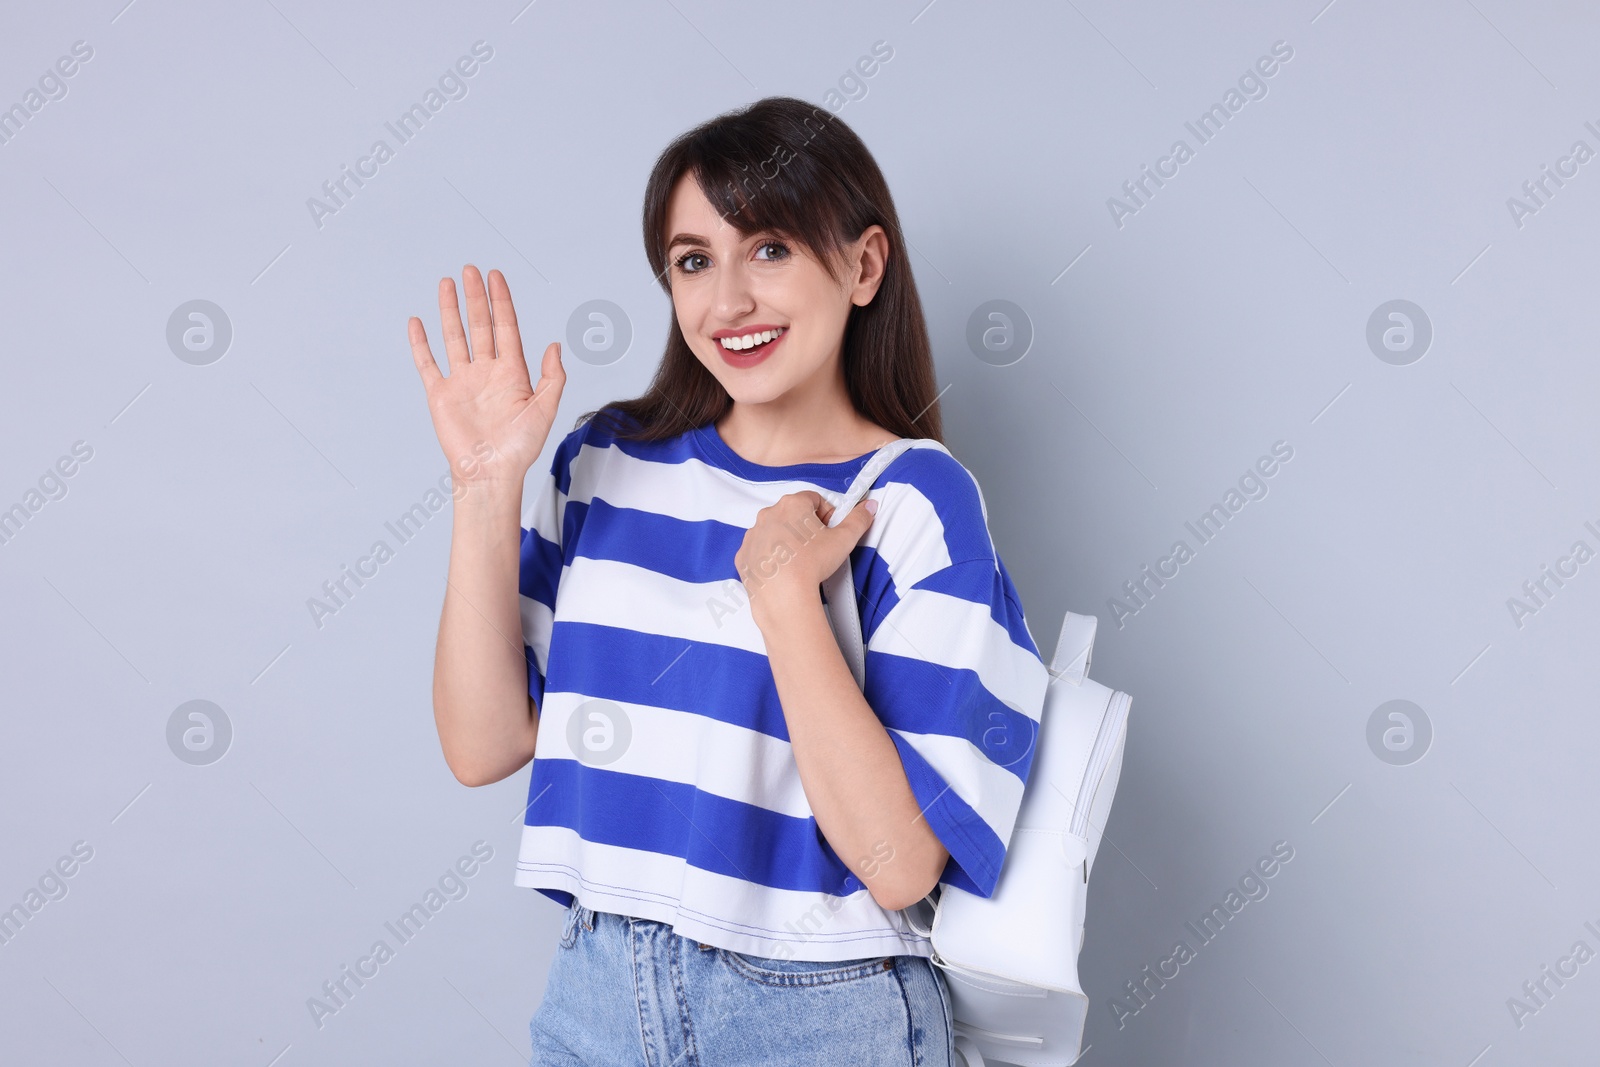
[407,265,565,488]
[736,492,879,625]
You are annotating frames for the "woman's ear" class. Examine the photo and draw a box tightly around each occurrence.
[849,225,891,307]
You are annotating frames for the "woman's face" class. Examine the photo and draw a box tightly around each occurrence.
[662,173,886,406]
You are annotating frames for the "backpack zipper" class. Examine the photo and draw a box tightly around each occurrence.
[1068,689,1131,847]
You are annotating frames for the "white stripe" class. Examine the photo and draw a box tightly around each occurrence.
[870,584,1049,720]
[513,824,933,961]
[531,688,1032,845]
[519,592,556,674]
[518,458,567,673]
[556,556,768,653]
[855,480,956,593]
[566,443,822,527]
[887,728,1029,841]
[533,690,813,818]
[519,468,567,546]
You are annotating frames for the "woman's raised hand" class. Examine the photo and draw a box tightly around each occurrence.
[407,265,565,489]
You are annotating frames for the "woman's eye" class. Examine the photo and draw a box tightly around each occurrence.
[674,241,788,274]
[674,251,709,274]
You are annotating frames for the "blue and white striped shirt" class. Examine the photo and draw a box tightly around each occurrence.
[514,408,1049,961]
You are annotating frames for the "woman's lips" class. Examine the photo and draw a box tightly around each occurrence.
[717,329,788,368]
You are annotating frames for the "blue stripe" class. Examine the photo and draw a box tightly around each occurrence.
[546,622,793,741]
[535,886,573,908]
[519,525,562,609]
[573,497,743,584]
[524,758,860,894]
[519,524,562,708]
[864,649,1039,780]
[574,408,879,488]
[938,861,986,897]
[886,732,1011,898]
[525,642,547,708]
[832,543,892,622]
[688,419,875,486]
[602,428,700,471]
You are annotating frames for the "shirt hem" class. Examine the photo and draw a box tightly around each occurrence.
[514,862,935,963]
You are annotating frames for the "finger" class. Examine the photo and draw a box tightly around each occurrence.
[438,276,470,373]
[487,269,525,368]
[843,498,878,537]
[811,500,874,571]
[513,342,566,429]
[535,340,567,399]
[792,490,825,515]
[406,317,444,389]
[810,504,875,563]
[462,264,495,361]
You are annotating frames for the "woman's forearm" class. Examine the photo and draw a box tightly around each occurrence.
[759,589,948,911]
[432,479,539,786]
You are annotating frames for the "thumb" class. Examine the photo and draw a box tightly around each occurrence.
[840,496,878,539]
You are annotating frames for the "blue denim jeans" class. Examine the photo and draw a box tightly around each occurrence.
[529,901,956,1065]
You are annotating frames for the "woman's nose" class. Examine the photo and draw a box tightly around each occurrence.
[712,259,757,316]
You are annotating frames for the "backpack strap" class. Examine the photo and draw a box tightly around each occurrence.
[820,438,918,689]
[830,438,920,520]
[1051,611,1097,686]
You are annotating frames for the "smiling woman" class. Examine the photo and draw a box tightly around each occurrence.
[595,95,944,459]
[408,95,1048,1067]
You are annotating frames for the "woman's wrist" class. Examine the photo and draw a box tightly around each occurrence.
[449,476,526,518]
[749,580,825,637]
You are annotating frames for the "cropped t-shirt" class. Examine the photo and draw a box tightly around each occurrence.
[513,408,1050,961]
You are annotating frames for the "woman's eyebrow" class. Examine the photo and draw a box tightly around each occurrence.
[666,233,710,252]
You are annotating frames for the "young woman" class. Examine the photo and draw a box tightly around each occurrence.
[408,97,1049,1065]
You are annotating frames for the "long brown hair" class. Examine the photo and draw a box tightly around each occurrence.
[579,96,943,445]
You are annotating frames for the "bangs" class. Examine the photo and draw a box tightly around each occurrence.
[653,109,855,278]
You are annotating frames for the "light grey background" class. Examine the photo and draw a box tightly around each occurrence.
[2,1,1596,1064]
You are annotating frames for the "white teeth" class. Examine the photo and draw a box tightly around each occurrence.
[719,327,785,351]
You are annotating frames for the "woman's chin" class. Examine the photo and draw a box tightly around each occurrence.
[717,372,791,406]
[694,350,810,407]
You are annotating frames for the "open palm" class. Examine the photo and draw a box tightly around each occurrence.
[407,265,565,487]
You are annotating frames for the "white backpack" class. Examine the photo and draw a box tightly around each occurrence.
[821,439,1132,1067]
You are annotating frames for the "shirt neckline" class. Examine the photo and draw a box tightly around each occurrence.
[691,418,881,484]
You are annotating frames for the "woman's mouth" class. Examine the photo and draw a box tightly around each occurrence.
[716,326,787,368]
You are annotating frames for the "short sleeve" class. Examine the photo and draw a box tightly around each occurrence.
[518,427,582,707]
[860,552,1050,899]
